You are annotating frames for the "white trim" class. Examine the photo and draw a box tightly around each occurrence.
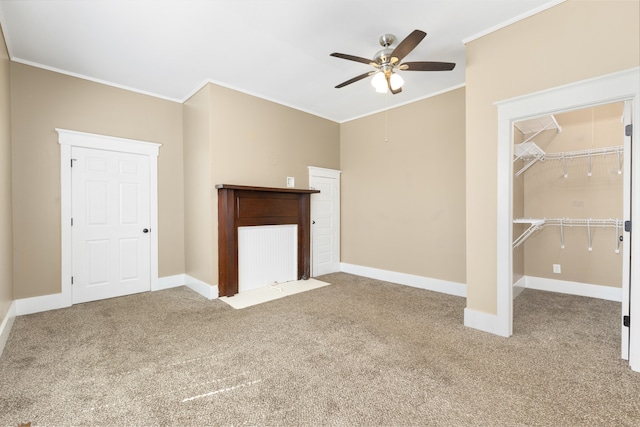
[10,52,455,124]
[181,78,338,123]
[495,67,640,372]
[462,0,566,45]
[184,275,218,300]
[622,100,633,360]
[56,128,161,156]
[183,77,453,124]
[59,141,73,309]
[57,129,162,306]
[157,274,187,291]
[11,274,213,316]
[11,57,181,103]
[12,274,216,316]
[307,166,342,178]
[524,276,622,302]
[340,263,466,297]
[15,292,69,316]
[513,276,526,299]
[463,307,508,337]
[495,68,640,117]
[0,302,16,357]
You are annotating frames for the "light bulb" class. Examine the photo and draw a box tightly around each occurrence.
[390,73,404,90]
[371,72,388,93]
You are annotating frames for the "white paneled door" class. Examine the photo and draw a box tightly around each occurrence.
[71,147,151,304]
[309,167,341,277]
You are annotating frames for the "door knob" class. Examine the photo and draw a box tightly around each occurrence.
[143,228,150,233]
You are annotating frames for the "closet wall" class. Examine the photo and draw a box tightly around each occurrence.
[514,102,624,288]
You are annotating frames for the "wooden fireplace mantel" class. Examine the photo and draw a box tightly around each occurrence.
[216,184,320,297]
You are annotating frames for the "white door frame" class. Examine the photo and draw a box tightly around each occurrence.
[308,166,341,276]
[57,129,161,306]
[494,67,640,372]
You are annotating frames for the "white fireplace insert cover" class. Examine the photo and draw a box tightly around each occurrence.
[237,224,298,293]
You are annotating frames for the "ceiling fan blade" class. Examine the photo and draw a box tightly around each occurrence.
[390,29,426,64]
[385,74,402,95]
[335,71,374,88]
[400,61,456,71]
[330,52,376,66]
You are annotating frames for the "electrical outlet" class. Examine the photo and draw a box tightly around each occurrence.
[553,264,561,274]
[286,177,294,188]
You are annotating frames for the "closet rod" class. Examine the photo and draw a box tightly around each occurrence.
[544,145,623,177]
[544,145,622,160]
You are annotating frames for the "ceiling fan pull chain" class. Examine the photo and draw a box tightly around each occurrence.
[385,91,389,143]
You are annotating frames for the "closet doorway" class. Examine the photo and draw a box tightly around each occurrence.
[512,102,629,353]
[495,68,639,372]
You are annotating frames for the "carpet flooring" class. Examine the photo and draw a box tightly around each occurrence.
[0,272,639,426]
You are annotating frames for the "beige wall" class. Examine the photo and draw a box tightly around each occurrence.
[466,0,640,314]
[0,26,13,321]
[341,87,466,283]
[522,103,624,286]
[10,63,185,299]
[183,83,340,287]
[183,85,213,284]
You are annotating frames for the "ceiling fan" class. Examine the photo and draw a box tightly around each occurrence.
[330,29,456,95]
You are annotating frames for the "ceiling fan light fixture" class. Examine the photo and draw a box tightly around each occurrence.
[390,72,404,90]
[371,71,388,93]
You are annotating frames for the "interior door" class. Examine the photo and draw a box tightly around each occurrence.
[71,147,151,304]
[622,100,633,359]
[309,168,341,276]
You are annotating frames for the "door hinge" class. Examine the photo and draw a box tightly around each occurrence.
[71,276,74,285]
[623,315,630,328]
[71,218,74,226]
[625,124,633,137]
[625,220,631,232]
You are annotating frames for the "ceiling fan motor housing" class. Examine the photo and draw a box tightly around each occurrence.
[374,48,394,66]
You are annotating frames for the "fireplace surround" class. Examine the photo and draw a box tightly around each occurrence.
[216,184,320,297]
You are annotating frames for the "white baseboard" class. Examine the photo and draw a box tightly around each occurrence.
[464,307,510,337]
[340,263,466,297]
[184,274,219,300]
[12,274,217,317]
[513,276,526,298]
[157,274,187,291]
[158,273,219,299]
[0,301,17,357]
[524,276,622,302]
[155,274,220,300]
[15,291,71,316]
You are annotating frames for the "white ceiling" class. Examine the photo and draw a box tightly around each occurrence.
[0,0,559,123]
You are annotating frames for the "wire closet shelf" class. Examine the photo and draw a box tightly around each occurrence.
[513,218,624,253]
[512,114,623,178]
